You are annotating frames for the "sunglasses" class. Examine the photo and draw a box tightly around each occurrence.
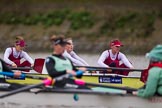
[114,46,121,48]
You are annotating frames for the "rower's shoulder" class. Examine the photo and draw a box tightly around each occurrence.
[149,67,162,73]
[45,56,54,63]
[5,47,12,51]
[118,52,126,56]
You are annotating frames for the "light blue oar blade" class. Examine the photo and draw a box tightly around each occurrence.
[92,87,126,94]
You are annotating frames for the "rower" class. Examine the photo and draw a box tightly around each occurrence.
[3,36,34,70]
[134,45,162,98]
[63,37,89,66]
[45,35,88,89]
[97,39,134,75]
[0,58,24,90]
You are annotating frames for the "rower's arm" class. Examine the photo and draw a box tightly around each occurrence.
[70,51,89,66]
[97,51,109,67]
[3,48,14,65]
[70,60,82,78]
[22,51,34,65]
[119,53,134,68]
[63,51,85,66]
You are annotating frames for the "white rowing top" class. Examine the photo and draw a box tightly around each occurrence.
[97,49,133,68]
[3,47,34,65]
[63,50,89,66]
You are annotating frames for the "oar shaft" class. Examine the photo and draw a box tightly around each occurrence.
[0,83,43,98]
[9,67,33,70]
[49,88,126,95]
[77,66,145,72]
[0,71,83,98]
[1,71,47,80]
[25,75,46,80]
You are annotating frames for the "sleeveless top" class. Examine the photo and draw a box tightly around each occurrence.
[8,47,22,61]
[49,56,73,72]
[104,50,120,67]
[140,62,162,83]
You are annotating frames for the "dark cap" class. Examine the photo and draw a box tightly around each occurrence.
[52,37,68,46]
[16,40,26,47]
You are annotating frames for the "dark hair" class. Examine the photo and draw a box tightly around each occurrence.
[15,36,24,43]
[50,35,67,46]
[50,35,65,41]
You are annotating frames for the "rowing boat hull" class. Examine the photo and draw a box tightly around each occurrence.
[81,73,144,88]
[6,73,144,89]
[0,90,162,108]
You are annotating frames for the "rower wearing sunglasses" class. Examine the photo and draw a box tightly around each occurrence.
[63,38,89,66]
[45,35,87,88]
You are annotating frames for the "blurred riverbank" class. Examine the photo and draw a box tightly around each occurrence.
[0,0,162,54]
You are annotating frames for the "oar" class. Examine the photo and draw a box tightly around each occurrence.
[0,74,67,98]
[9,58,45,73]
[47,88,127,95]
[0,72,46,80]
[33,58,45,73]
[0,70,83,98]
[0,79,51,98]
[2,71,137,92]
[77,66,145,72]
[74,79,137,93]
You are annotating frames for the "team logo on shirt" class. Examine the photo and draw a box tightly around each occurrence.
[45,58,50,63]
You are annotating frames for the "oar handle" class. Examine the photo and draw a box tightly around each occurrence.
[0,72,25,79]
[9,67,33,70]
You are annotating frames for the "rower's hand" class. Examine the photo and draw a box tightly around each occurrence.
[14,71,22,78]
[31,63,34,68]
[132,91,138,96]
[66,70,76,76]
[78,67,87,72]
[12,63,17,68]
[130,66,134,69]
